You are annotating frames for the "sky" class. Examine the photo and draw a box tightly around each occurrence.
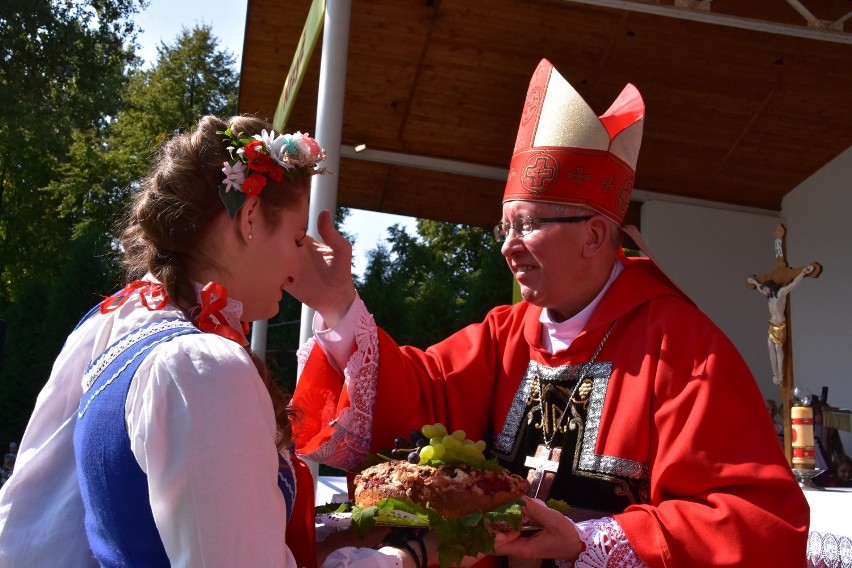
[134,0,417,278]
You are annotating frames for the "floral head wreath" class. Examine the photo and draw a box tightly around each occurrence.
[218,125,328,218]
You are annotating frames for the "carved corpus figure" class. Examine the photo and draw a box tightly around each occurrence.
[747,225,821,386]
[747,264,816,384]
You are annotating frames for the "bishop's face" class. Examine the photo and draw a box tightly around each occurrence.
[499,201,592,321]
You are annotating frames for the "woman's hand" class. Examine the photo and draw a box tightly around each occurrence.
[285,209,357,326]
[493,497,583,562]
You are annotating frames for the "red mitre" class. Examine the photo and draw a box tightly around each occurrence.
[503,59,645,224]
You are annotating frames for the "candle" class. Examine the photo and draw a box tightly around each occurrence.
[791,406,815,469]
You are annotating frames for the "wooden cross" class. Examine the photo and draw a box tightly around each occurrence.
[524,446,561,499]
[747,224,821,466]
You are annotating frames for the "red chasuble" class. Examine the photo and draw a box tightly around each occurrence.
[292,256,809,567]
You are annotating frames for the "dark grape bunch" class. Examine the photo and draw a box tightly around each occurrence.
[390,423,489,468]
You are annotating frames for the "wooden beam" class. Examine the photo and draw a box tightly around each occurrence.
[560,0,852,44]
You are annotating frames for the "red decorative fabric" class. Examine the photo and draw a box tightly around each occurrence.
[503,147,635,223]
[291,348,351,457]
[195,281,245,343]
[102,280,247,344]
[100,281,168,313]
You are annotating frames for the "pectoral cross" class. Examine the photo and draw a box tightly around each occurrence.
[524,445,561,499]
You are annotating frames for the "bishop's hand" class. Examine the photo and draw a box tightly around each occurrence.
[285,209,356,327]
[494,496,584,563]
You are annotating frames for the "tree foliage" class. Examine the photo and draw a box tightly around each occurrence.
[0,17,240,445]
[0,225,119,446]
[0,0,146,303]
[132,25,239,133]
[357,220,513,348]
[47,25,240,242]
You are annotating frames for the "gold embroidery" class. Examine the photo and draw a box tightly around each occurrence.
[572,377,594,405]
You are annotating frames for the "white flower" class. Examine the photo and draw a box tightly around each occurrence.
[256,129,294,169]
[221,160,246,192]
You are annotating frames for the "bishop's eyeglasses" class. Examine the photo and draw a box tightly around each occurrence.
[493,215,594,242]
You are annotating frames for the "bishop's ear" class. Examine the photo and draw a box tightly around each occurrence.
[581,215,616,257]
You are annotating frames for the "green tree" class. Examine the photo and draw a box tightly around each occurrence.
[46,25,239,239]
[0,0,146,304]
[0,224,119,445]
[357,220,512,348]
[131,25,239,133]
[0,21,241,445]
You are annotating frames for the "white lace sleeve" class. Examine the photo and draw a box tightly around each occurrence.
[296,337,316,377]
[555,517,647,568]
[296,306,379,470]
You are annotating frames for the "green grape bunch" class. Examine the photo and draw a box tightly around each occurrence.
[389,423,490,468]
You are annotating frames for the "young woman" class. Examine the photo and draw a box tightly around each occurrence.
[0,115,444,568]
[71,114,324,567]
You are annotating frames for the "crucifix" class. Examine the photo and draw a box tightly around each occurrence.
[746,224,821,466]
[522,374,570,500]
[524,446,562,499]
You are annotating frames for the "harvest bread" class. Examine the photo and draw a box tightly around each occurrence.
[354,460,529,519]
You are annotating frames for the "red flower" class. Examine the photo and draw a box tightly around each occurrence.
[242,173,267,197]
[243,140,264,160]
[250,153,278,173]
[269,167,284,182]
[244,140,278,174]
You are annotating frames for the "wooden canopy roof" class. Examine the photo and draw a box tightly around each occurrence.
[238,0,852,229]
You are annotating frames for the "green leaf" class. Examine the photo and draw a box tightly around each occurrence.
[485,499,524,530]
[546,498,571,514]
[315,501,350,514]
[350,505,378,539]
[428,509,493,568]
[218,185,246,219]
[339,496,529,567]
[423,499,525,568]
[375,497,428,517]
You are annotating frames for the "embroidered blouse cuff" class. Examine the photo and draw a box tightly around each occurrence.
[556,516,646,568]
[313,292,365,372]
[299,298,379,469]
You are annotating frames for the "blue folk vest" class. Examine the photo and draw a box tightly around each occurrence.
[74,316,297,566]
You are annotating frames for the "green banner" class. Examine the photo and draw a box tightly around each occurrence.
[273,0,326,131]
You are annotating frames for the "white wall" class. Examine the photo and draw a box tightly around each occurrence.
[782,145,852,453]
[639,200,783,398]
[635,145,852,455]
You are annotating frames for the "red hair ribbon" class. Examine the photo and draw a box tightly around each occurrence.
[195,282,246,344]
[100,281,168,314]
